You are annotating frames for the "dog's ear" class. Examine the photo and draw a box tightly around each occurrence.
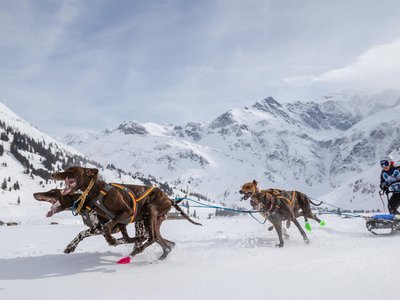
[85,168,99,177]
[252,180,258,186]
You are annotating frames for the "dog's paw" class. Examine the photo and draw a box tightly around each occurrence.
[107,238,118,246]
[305,222,312,232]
[64,247,75,254]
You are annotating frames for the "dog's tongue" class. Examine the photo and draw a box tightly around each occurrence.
[46,201,61,217]
[61,178,71,195]
[117,256,131,264]
[51,201,61,210]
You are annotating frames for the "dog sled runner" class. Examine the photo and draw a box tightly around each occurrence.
[366,214,400,235]
[364,181,400,235]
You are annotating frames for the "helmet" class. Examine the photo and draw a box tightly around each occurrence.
[380,155,395,167]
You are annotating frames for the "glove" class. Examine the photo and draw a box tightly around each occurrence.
[380,182,388,190]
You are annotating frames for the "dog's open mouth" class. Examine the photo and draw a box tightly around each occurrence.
[61,177,77,195]
[240,192,251,201]
[46,201,62,217]
[33,193,63,217]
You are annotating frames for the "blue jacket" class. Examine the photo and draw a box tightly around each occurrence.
[380,166,400,192]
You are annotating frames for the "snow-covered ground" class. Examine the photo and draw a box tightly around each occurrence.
[0,213,398,300]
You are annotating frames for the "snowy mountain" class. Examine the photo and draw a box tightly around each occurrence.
[63,91,400,210]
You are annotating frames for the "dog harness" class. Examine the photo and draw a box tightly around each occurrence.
[74,179,95,215]
[73,181,155,226]
[276,191,296,209]
[93,183,155,225]
[265,191,296,215]
[80,205,100,229]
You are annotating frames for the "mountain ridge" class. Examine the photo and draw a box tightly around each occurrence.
[63,91,400,209]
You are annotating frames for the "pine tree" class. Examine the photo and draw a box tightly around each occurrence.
[13,181,20,190]
[0,144,3,156]
[1,179,7,190]
[0,132,9,141]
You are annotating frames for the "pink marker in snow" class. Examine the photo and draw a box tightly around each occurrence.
[117,256,131,264]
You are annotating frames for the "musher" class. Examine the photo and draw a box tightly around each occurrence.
[380,155,400,214]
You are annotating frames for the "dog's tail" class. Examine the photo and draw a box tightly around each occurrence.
[171,200,203,226]
[308,196,323,207]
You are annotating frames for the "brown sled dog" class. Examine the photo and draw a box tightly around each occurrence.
[239,180,321,247]
[240,181,323,227]
[33,189,150,252]
[51,166,201,260]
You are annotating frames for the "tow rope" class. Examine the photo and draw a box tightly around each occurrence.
[309,199,368,219]
[174,197,268,224]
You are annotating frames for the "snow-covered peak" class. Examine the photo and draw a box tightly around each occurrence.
[117,121,149,136]
[252,96,282,112]
[208,111,236,130]
[252,97,294,123]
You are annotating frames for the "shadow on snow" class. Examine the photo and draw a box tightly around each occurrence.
[0,251,149,280]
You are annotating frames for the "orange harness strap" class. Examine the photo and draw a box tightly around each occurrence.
[290,191,296,208]
[277,191,296,209]
[110,183,155,224]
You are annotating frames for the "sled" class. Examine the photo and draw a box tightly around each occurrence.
[366,214,400,235]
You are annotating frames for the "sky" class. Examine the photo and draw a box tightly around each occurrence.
[1,0,400,136]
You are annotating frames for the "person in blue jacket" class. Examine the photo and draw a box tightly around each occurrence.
[380,155,400,214]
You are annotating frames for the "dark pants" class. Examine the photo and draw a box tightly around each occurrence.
[388,193,400,214]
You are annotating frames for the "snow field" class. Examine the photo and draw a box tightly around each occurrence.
[0,214,398,300]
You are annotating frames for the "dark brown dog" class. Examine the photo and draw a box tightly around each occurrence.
[33,189,79,217]
[51,166,201,260]
[33,189,148,251]
[239,180,311,247]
